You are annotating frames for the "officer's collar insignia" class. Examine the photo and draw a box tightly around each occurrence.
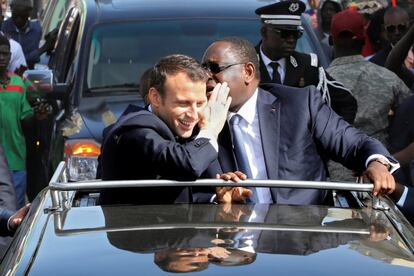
[289,3,299,12]
[290,56,298,68]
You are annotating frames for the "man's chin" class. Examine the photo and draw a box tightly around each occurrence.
[176,130,193,139]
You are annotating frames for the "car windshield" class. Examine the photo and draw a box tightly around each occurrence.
[86,19,315,92]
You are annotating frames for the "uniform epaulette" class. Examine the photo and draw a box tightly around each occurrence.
[310,53,318,67]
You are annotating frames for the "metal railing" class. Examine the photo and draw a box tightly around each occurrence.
[46,161,414,254]
[54,221,370,236]
[49,161,374,192]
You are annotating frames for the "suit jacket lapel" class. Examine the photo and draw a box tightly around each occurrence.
[257,88,280,180]
[255,43,272,83]
[259,55,272,83]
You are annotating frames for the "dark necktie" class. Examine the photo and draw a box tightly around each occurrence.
[270,62,281,84]
[229,115,257,203]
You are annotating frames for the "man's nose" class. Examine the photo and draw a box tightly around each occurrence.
[285,35,297,43]
[187,103,199,118]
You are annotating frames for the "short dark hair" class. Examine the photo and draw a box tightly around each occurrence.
[0,34,10,50]
[139,68,153,105]
[214,37,260,79]
[150,54,207,98]
[154,249,208,273]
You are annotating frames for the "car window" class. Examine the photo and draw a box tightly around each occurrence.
[50,7,80,82]
[86,19,320,93]
[41,0,73,35]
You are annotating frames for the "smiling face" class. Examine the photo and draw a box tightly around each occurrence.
[149,72,207,139]
[155,248,209,273]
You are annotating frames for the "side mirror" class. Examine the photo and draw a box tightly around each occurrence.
[23,69,69,100]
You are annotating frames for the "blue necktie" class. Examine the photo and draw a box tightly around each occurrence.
[229,115,257,203]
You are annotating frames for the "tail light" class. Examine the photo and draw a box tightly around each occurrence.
[64,139,101,181]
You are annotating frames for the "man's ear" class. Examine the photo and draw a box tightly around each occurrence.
[148,87,161,107]
[243,62,256,84]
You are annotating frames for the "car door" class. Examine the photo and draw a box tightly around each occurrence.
[29,7,83,198]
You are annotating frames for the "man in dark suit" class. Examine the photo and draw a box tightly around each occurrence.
[99,54,237,204]
[202,37,399,205]
[254,0,357,124]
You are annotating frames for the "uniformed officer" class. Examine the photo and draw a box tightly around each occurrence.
[255,0,357,124]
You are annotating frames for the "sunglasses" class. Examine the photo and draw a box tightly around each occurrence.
[267,27,304,39]
[385,24,408,33]
[202,61,245,74]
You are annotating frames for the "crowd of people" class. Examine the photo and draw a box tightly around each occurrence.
[0,0,53,248]
[1,0,414,265]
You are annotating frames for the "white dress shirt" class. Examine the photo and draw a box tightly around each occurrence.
[228,89,273,203]
[397,186,408,207]
[226,90,399,203]
[8,38,27,73]
[260,46,286,84]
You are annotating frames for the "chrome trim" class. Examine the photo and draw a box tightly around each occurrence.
[54,221,370,236]
[380,196,414,254]
[50,162,374,191]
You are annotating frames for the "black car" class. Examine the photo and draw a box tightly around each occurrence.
[25,0,330,194]
[1,161,414,275]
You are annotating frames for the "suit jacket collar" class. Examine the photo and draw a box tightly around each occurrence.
[218,85,282,178]
[228,89,258,125]
[256,43,303,86]
[256,43,272,83]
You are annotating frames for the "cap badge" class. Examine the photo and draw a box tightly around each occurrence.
[289,3,299,13]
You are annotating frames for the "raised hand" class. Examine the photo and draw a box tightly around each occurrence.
[198,82,231,138]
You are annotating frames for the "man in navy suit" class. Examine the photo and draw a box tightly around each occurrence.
[202,37,399,205]
[99,54,239,204]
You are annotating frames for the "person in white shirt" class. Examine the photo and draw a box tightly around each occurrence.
[8,37,27,73]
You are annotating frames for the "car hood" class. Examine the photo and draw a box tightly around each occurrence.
[5,201,414,275]
[66,95,144,143]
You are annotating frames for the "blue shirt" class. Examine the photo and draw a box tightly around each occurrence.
[2,19,42,69]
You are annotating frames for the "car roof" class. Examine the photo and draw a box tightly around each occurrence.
[5,200,414,275]
[2,165,414,275]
